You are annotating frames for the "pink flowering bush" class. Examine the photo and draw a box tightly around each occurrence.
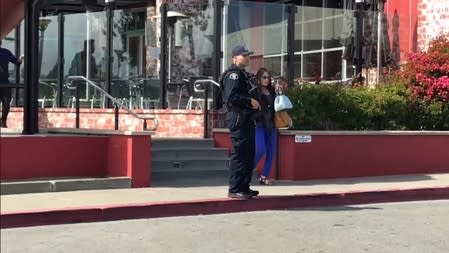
[401,35,449,102]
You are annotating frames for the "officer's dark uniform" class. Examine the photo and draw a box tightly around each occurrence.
[223,64,258,197]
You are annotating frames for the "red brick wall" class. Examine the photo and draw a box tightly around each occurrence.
[416,0,449,51]
[5,107,226,138]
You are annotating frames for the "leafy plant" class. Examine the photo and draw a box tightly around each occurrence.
[286,83,448,130]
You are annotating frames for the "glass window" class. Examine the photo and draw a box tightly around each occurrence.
[263,56,287,78]
[323,16,343,49]
[304,0,323,8]
[263,5,288,56]
[325,0,343,9]
[303,21,322,51]
[294,1,349,80]
[293,54,302,81]
[293,14,302,52]
[323,50,342,80]
[226,0,288,74]
[113,9,148,80]
[39,16,58,79]
[303,5,322,21]
[62,12,107,107]
[303,53,321,79]
[37,16,59,108]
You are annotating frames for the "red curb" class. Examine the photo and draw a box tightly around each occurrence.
[0,208,102,228]
[2,186,449,229]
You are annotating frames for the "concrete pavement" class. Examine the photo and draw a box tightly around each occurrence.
[2,200,449,253]
[1,173,449,228]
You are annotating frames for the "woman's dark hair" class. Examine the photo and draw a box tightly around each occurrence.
[255,67,274,93]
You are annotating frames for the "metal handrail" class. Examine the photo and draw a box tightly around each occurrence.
[193,79,221,92]
[192,79,222,138]
[66,76,159,131]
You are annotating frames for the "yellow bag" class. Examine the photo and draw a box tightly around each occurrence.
[275,111,292,129]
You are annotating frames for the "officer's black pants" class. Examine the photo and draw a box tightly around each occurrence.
[228,120,255,193]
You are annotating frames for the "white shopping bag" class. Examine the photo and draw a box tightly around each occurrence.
[274,95,293,111]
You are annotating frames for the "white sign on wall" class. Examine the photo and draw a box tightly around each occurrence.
[295,135,312,143]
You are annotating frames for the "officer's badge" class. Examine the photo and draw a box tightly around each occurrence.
[229,73,239,80]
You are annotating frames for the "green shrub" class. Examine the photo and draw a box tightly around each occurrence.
[286,83,449,130]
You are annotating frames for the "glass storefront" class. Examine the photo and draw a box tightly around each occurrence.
[3,0,395,111]
[224,0,288,77]
[294,0,347,82]
[32,1,217,109]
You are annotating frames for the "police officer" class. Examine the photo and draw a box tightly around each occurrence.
[222,45,261,199]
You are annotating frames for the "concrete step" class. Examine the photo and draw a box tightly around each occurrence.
[0,128,22,135]
[152,159,229,172]
[151,170,263,188]
[151,138,215,149]
[0,177,131,195]
[151,170,229,187]
[152,148,229,160]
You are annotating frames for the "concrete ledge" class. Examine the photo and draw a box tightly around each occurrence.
[44,128,154,136]
[279,130,449,136]
[1,181,53,195]
[1,177,131,195]
[1,186,448,228]
[53,177,131,192]
[212,128,449,136]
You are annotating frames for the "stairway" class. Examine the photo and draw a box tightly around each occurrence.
[151,138,230,187]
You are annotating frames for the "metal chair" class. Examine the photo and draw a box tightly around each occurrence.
[38,81,57,108]
[110,79,130,108]
[140,79,161,109]
[178,76,212,110]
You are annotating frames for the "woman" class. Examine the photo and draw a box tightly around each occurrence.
[253,68,277,185]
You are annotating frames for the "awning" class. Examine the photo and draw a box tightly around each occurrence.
[0,0,156,40]
[0,0,25,39]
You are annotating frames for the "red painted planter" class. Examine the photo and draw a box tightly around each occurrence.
[0,130,151,187]
[213,129,449,180]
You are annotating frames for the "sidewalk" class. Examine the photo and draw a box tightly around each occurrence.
[2,173,449,228]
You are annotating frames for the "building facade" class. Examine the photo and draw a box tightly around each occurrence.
[1,0,448,135]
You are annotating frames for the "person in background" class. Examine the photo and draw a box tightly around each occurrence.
[0,40,24,128]
[253,68,277,185]
[68,39,98,78]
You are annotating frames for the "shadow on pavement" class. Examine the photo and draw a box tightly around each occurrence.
[270,173,435,187]
[151,170,435,188]
[297,205,383,212]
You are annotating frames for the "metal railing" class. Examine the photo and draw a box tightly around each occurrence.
[66,76,159,131]
[38,80,57,108]
[193,79,221,138]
